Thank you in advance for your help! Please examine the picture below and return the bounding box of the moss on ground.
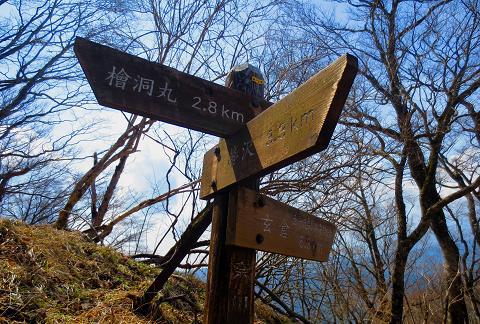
[0,219,288,323]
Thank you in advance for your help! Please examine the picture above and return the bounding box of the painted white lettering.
[133,76,154,96]
[241,141,255,159]
[231,110,244,123]
[192,96,202,110]
[208,101,217,114]
[106,66,131,90]
[259,214,273,233]
[157,81,176,102]
[280,222,289,238]
[221,105,230,118]
[229,145,240,166]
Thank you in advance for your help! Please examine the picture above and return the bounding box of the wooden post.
[204,64,265,323]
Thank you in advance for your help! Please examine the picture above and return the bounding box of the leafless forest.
[1,0,480,322]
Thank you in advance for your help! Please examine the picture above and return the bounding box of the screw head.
[257,197,264,207]
[256,234,264,244]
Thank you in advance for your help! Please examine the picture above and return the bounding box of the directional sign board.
[200,54,358,199]
[227,187,336,262]
[74,37,271,137]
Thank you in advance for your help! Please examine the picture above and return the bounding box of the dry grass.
[0,219,203,323]
[0,219,287,323]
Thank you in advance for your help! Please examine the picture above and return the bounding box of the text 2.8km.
[192,96,245,123]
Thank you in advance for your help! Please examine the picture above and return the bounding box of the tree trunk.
[389,246,408,324]
[135,204,213,313]
[429,209,468,324]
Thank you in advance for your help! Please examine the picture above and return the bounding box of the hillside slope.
[0,219,286,323]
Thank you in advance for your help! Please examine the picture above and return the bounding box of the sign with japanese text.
[74,37,271,137]
[200,54,358,199]
[227,187,336,262]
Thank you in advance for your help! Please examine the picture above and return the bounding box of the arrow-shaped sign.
[227,187,337,262]
[74,37,271,137]
[200,54,358,199]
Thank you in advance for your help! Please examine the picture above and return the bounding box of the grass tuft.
[0,219,287,323]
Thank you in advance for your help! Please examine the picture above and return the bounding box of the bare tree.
[0,0,125,220]
[258,0,480,322]
[54,0,283,242]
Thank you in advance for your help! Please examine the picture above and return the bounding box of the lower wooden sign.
[227,187,337,262]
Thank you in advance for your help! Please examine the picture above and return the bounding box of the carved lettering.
[278,122,286,140]
[232,261,250,280]
[259,214,273,233]
[300,109,314,126]
[266,128,274,146]
[265,109,315,146]
[299,235,318,254]
[290,116,298,132]
[280,222,289,238]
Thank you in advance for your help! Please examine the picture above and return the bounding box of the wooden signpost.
[203,64,265,324]
[74,38,358,323]
[200,54,358,199]
[228,187,337,262]
[73,38,271,137]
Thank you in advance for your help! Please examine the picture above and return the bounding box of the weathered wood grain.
[74,37,271,137]
[227,187,336,262]
[200,54,358,199]
[204,64,263,324]
[204,192,256,324]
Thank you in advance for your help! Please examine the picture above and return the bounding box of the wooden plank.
[227,187,336,262]
[204,192,256,324]
[73,37,271,137]
[200,54,358,199]
[204,64,262,324]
